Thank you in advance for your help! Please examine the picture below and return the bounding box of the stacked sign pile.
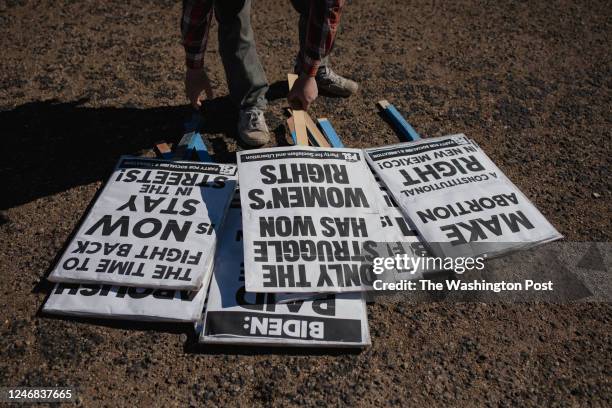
[44,157,238,322]
[44,137,561,348]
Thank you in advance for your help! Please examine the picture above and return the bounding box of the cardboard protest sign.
[43,255,213,322]
[200,207,370,347]
[237,146,383,293]
[48,157,237,290]
[365,135,562,259]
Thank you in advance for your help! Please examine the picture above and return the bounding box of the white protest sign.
[43,254,212,322]
[48,157,237,290]
[237,146,383,293]
[365,135,562,259]
[200,207,370,347]
[367,170,435,279]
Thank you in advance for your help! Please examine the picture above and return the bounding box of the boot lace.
[245,109,264,130]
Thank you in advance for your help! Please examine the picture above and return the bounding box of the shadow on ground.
[0,97,249,210]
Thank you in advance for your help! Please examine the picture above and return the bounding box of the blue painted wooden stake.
[317,118,344,148]
[287,117,297,145]
[187,133,211,162]
[174,112,213,162]
[377,100,421,141]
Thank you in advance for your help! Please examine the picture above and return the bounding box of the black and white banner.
[43,255,212,322]
[237,147,383,293]
[48,157,237,290]
[200,207,370,347]
[365,135,562,258]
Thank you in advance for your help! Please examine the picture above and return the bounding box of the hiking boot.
[315,66,358,97]
[238,107,270,147]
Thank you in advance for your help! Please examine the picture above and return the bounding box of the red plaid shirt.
[181,0,345,77]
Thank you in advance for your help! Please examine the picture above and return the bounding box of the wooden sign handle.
[377,99,421,141]
[317,118,344,148]
[154,142,173,159]
[287,73,309,146]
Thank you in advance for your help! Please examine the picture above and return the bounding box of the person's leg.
[290,0,357,97]
[215,0,268,110]
[215,0,269,146]
[290,0,329,71]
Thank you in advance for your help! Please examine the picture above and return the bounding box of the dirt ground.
[1,0,611,406]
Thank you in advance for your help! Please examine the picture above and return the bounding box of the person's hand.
[288,74,318,110]
[185,67,213,109]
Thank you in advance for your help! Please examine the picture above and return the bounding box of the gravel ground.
[0,0,610,406]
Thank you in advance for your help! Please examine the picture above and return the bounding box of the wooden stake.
[303,112,330,147]
[173,132,212,161]
[173,133,193,160]
[287,73,308,146]
[287,73,298,90]
[154,142,173,159]
[377,99,421,141]
[286,109,330,147]
[286,116,297,144]
[317,118,344,148]
[189,133,212,162]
